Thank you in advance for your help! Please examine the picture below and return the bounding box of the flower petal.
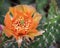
[14,5,36,17]
[15,5,24,12]
[9,7,24,22]
[29,22,38,29]
[9,7,18,20]
[4,12,12,28]
[27,29,42,40]
[33,12,42,24]
[21,5,36,16]
[17,37,23,48]
[30,12,42,29]
[9,7,16,17]
[3,27,13,37]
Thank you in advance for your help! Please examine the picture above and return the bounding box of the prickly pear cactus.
[0,0,60,48]
[33,0,60,48]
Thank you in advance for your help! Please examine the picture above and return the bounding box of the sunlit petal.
[22,5,36,16]
[33,12,42,24]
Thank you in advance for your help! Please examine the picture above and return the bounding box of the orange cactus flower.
[3,5,44,47]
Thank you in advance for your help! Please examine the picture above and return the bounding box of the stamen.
[22,26,24,28]
[25,27,28,30]
[26,26,29,28]
[20,20,24,25]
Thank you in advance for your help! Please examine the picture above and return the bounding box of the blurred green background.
[0,0,60,48]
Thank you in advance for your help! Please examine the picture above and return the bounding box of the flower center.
[12,16,32,32]
[20,20,24,25]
